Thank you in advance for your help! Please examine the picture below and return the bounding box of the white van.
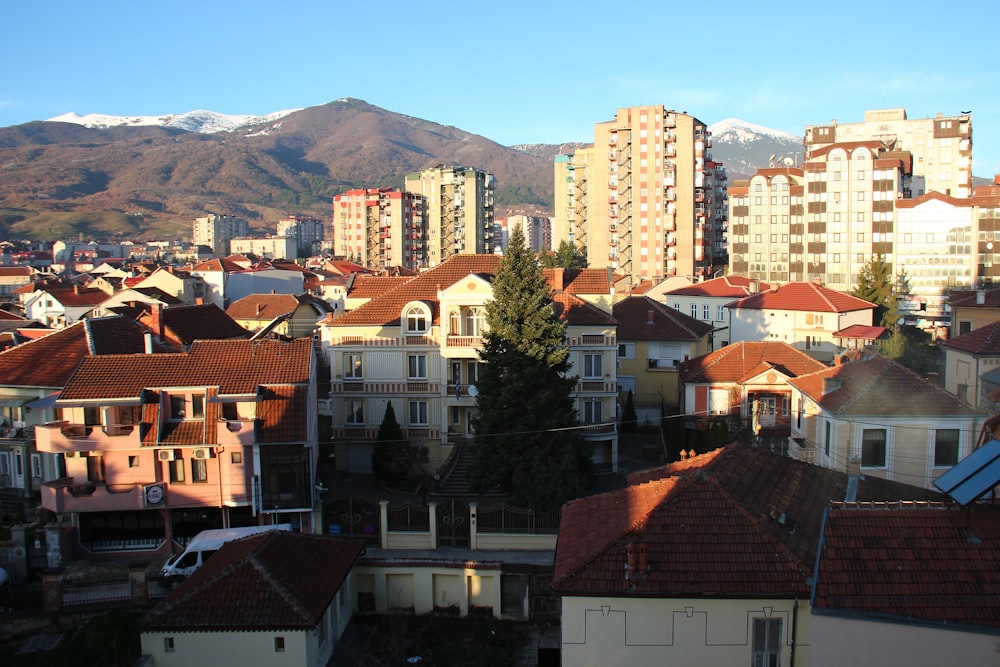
[160,524,293,583]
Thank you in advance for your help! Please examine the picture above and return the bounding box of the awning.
[54,397,145,408]
[26,393,60,410]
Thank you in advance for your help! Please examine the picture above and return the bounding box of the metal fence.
[476,502,560,535]
[386,503,430,532]
[62,575,131,607]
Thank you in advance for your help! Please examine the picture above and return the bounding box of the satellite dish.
[467,385,478,397]
[988,242,994,250]
[783,157,794,167]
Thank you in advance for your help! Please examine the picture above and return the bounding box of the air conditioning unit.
[192,447,212,460]
[65,451,86,458]
[157,449,175,462]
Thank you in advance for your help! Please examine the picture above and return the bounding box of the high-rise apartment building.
[554,106,725,285]
[403,165,496,266]
[497,215,552,253]
[276,215,325,257]
[332,188,425,271]
[192,214,249,258]
[805,108,973,198]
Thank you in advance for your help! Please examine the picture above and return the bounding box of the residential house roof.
[832,324,887,340]
[138,303,250,346]
[666,275,770,298]
[612,296,713,341]
[813,502,1000,630]
[948,287,1000,309]
[680,340,827,384]
[191,257,245,273]
[625,446,945,571]
[346,274,412,299]
[543,267,614,296]
[727,282,876,313]
[33,284,109,307]
[139,531,364,632]
[552,293,618,327]
[0,316,177,388]
[57,338,312,401]
[939,319,1000,355]
[0,267,32,278]
[226,293,330,323]
[787,355,981,417]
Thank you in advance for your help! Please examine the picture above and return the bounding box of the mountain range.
[0,99,803,241]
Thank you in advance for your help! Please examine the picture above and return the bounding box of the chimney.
[977,290,986,305]
[143,331,153,354]
[552,268,564,292]
[150,303,164,338]
[749,279,760,294]
[647,309,654,324]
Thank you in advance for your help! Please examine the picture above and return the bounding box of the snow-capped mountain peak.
[708,118,801,144]
[46,108,301,134]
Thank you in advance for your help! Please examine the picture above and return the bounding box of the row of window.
[344,398,609,427]
[343,353,608,381]
[812,423,960,468]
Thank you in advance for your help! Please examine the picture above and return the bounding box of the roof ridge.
[835,357,892,414]
[811,282,838,311]
[247,543,316,623]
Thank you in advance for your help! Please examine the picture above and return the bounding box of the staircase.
[434,444,507,497]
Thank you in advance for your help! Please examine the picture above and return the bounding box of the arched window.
[449,309,461,336]
[404,305,428,334]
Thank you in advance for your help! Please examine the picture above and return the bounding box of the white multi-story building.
[192,214,250,258]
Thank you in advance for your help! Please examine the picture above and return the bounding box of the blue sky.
[2,1,998,177]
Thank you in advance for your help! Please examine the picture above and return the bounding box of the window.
[344,353,363,379]
[717,305,726,321]
[752,618,782,667]
[231,451,242,464]
[345,399,364,425]
[164,637,175,653]
[191,458,208,483]
[408,354,428,380]
[466,361,480,385]
[861,429,887,467]
[191,394,204,418]
[464,307,486,336]
[583,353,603,379]
[169,458,185,483]
[170,396,186,419]
[618,343,635,359]
[959,321,972,335]
[934,429,960,467]
[274,636,285,652]
[703,304,710,320]
[583,400,602,425]
[128,455,139,468]
[404,306,427,334]
[31,454,42,478]
[690,303,697,319]
[409,400,429,426]
[824,421,831,457]
[221,402,239,420]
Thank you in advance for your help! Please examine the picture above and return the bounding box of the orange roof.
[613,296,712,341]
[346,274,412,299]
[728,281,875,313]
[940,320,1000,355]
[226,293,302,321]
[666,274,770,298]
[680,341,826,384]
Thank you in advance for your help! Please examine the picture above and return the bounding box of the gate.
[436,499,470,547]
[324,498,381,545]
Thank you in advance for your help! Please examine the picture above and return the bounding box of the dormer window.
[169,394,205,420]
[403,304,429,334]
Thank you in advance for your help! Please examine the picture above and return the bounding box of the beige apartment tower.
[554,105,724,285]
[332,188,425,271]
[805,108,973,198]
[403,165,496,266]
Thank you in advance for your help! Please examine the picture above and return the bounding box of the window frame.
[343,352,363,380]
[583,400,603,425]
[404,305,428,334]
[408,400,429,427]
[345,399,364,426]
[407,353,428,380]
[861,428,887,468]
[583,353,603,379]
[934,429,960,467]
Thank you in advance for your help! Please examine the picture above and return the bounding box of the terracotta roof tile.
[814,503,1000,629]
[728,282,876,313]
[552,293,617,326]
[940,319,1000,355]
[139,304,250,346]
[833,324,887,339]
[613,296,713,341]
[681,341,827,383]
[140,532,364,631]
[0,316,176,388]
[787,356,981,417]
[949,288,1000,308]
[346,274,413,299]
[666,275,771,298]
[226,294,301,320]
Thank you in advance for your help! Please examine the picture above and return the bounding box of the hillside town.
[0,105,999,667]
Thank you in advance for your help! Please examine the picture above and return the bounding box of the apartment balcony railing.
[41,478,145,513]
[580,422,617,436]
[35,421,140,453]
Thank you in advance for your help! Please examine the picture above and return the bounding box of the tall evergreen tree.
[470,225,591,509]
[372,401,410,486]
[852,254,899,329]
[540,239,586,269]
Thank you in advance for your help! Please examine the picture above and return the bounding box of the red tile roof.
[543,267,613,296]
[681,341,826,383]
[939,319,1000,355]
[226,293,302,321]
[140,531,364,631]
[948,288,1000,309]
[191,258,245,272]
[552,293,617,327]
[346,274,413,299]
[728,282,876,313]
[36,285,109,307]
[138,304,250,346]
[0,316,177,388]
[832,324,887,339]
[787,355,980,417]
[666,275,770,298]
[813,502,1000,629]
[612,296,713,341]
[58,338,312,400]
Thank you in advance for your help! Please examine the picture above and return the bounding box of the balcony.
[41,478,144,513]
[580,422,617,437]
[444,335,483,350]
[35,421,140,453]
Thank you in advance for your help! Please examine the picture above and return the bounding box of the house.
[939,318,1000,405]
[132,266,207,306]
[680,341,827,446]
[948,287,1000,338]
[92,286,185,317]
[0,266,33,302]
[663,274,770,349]
[810,501,1000,667]
[342,273,412,312]
[23,284,108,327]
[318,254,619,476]
[140,531,364,667]
[225,266,305,303]
[552,444,944,667]
[33,338,318,561]
[612,295,712,421]
[0,317,177,513]
[727,281,876,362]
[786,355,983,489]
[137,303,250,351]
[188,257,247,309]
[226,293,332,339]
